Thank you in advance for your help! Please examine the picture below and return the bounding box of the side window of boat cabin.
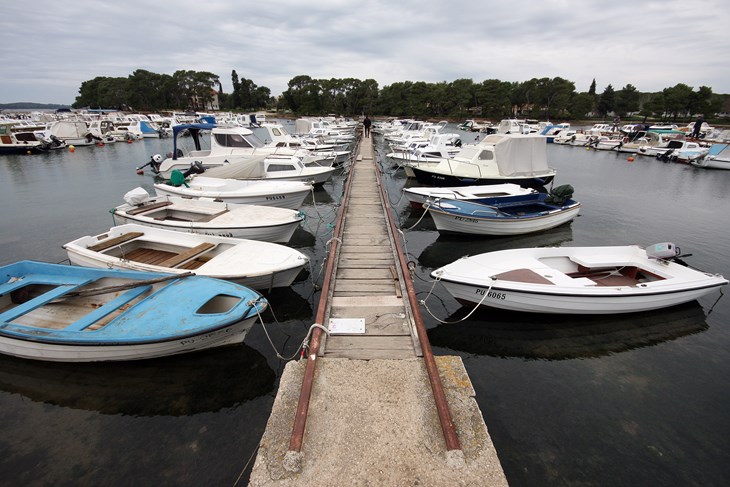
[268,163,295,172]
[215,133,252,148]
[478,150,494,161]
[272,128,282,136]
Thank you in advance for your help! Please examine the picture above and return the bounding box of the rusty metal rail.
[287,134,461,453]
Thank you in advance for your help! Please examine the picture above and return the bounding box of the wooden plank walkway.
[319,138,422,359]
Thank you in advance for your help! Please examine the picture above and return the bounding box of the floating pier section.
[249,133,508,486]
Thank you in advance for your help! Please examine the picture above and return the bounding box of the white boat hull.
[438,279,722,314]
[154,177,312,210]
[432,245,728,314]
[0,317,256,362]
[428,205,580,235]
[63,224,309,291]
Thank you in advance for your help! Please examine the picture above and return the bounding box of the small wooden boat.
[111,188,303,242]
[63,223,309,291]
[424,187,580,236]
[0,260,268,362]
[403,183,537,209]
[431,243,728,314]
[153,176,312,210]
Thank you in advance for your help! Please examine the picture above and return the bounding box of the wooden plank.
[159,242,215,268]
[340,245,392,254]
[334,282,397,293]
[125,200,173,215]
[87,232,144,252]
[332,295,404,307]
[336,268,394,279]
[338,259,394,268]
[324,349,416,359]
[324,335,415,351]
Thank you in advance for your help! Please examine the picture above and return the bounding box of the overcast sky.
[2,0,728,105]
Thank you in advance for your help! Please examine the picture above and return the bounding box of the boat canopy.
[201,155,269,179]
[171,123,217,159]
[483,134,550,176]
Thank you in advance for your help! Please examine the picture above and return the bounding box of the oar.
[63,271,195,299]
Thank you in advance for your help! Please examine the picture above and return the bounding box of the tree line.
[73,69,727,122]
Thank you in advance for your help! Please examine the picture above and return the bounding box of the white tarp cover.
[50,121,89,138]
[484,134,549,176]
[294,119,312,135]
[201,155,268,179]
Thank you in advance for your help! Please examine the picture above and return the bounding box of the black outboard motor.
[544,184,574,205]
[182,161,206,178]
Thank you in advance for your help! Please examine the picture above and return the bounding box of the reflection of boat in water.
[0,345,275,416]
[417,224,574,271]
[428,301,709,360]
[260,286,314,322]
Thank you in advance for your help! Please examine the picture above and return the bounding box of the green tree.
[597,84,616,117]
[615,84,640,116]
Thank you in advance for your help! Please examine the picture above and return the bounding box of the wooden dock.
[249,132,508,487]
[319,138,422,359]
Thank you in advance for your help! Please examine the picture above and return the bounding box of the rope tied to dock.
[401,201,432,231]
[255,294,330,360]
[421,273,496,324]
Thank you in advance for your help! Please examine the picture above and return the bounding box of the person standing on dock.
[363,116,372,138]
[691,115,704,138]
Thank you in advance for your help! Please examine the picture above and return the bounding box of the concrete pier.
[249,133,508,486]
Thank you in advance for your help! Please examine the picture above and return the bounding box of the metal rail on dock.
[287,133,460,454]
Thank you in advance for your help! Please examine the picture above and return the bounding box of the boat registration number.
[455,216,479,223]
[476,288,506,300]
[266,195,286,200]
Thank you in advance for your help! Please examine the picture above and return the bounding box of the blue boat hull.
[0,261,267,362]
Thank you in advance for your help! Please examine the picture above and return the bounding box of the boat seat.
[159,242,215,268]
[126,200,173,215]
[87,232,144,252]
[63,285,153,332]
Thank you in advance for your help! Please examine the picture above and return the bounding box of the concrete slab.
[249,356,508,486]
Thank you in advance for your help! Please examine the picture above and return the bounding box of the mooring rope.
[420,273,496,324]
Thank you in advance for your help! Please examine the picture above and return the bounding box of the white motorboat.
[431,243,728,314]
[111,188,303,243]
[154,176,312,210]
[691,143,730,170]
[199,154,337,186]
[402,183,537,209]
[63,223,309,292]
[146,123,334,178]
[408,133,557,189]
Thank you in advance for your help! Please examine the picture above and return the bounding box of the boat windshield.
[214,133,265,148]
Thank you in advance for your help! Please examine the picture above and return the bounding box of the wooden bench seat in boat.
[158,242,215,268]
[126,200,173,215]
[87,232,144,252]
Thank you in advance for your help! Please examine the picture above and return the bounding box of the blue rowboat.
[424,189,581,236]
[0,261,267,362]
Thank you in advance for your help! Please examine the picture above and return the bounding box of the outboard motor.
[182,161,206,178]
[544,184,574,206]
[646,242,680,260]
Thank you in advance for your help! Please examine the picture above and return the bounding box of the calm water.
[1,125,729,486]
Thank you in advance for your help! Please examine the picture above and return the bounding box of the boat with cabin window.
[408,133,557,189]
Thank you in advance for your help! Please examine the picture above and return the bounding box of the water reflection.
[417,224,575,270]
[261,286,314,322]
[0,345,275,416]
[428,301,708,360]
